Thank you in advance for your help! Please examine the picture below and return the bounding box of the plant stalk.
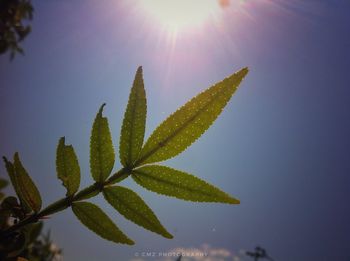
[2,167,129,235]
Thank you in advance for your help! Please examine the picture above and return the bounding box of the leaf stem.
[2,167,129,236]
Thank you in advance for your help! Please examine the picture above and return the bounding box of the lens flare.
[138,0,222,32]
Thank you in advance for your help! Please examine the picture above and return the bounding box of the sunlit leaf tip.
[90,103,115,182]
[119,65,147,168]
[135,67,249,166]
[99,103,106,114]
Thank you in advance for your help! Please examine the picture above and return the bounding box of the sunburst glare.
[137,0,222,33]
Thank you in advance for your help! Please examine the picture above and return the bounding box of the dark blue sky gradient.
[1,1,350,260]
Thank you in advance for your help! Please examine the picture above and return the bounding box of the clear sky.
[1,1,350,260]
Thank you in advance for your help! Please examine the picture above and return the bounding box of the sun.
[138,0,222,32]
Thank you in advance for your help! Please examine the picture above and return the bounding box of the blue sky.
[1,1,350,260]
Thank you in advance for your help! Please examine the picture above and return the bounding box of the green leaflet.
[103,186,172,239]
[72,202,134,245]
[56,137,81,196]
[119,66,147,167]
[3,157,23,207]
[135,68,248,166]
[4,153,42,212]
[90,104,115,182]
[13,153,42,212]
[132,165,240,204]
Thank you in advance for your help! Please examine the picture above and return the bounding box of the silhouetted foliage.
[23,230,62,261]
[0,179,61,261]
[0,0,33,60]
[246,246,274,261]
